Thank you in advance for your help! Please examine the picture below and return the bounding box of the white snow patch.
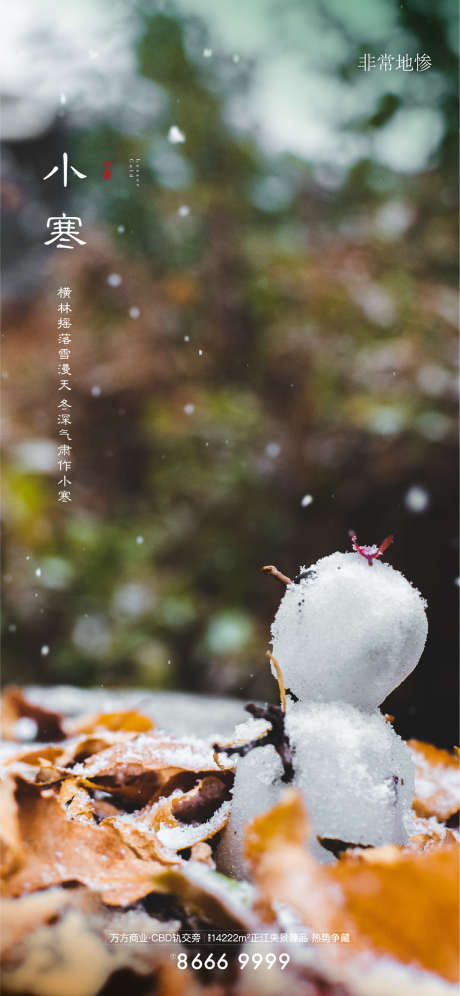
[157,800,231,850]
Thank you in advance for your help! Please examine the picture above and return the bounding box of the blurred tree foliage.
[3,1,458,747]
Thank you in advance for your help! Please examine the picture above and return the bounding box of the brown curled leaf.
[171,774,232,825]
[74,731,230,805]
[111,776,233,857]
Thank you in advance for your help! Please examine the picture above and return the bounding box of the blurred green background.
[2,0,458,746]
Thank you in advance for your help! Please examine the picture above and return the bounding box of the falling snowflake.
[404,485,430,513]
[168,125,185,144]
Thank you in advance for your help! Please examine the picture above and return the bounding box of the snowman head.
[270,539,428,711]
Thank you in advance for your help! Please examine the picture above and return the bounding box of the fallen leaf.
[69,708,154,736]
[2,784,177,906]
[1,886,183,996]
[408,814,458,852]
[107,777,232,861]
[245,789,346,930]
[171,774,232,826]
[246,789,460,983]
[58,779,97,825]
[0,887,82,961]
[156,860,256,931]
[3,733,138,790]
[409,739,460,820]
[0,776,23,876]
[333,840,459,983]
[1,687,66,742]
[73,731,231,806]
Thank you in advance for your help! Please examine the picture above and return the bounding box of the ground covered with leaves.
[1,687,459,996]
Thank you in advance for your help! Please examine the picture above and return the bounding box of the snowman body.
[217,550,427,879]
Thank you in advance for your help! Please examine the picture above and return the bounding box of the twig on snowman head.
[262,565,292,586]
[348,530,394,566]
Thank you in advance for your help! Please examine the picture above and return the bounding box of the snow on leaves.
[1,688,458,994]
[1,690,235,909]
[409,739,460,821]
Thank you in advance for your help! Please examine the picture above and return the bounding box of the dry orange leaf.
[0,777,23,876]
[333,840,459,983]
[246,789,460,984]
[69,708,154,736]
[409,739,460,820]
[245,789,348,931]
[4,732,139,791]
[1,786,177,906]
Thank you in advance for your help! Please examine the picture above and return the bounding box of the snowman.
[217,532,428,877]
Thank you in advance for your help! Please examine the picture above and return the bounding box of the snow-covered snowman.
[217,532,428,876]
